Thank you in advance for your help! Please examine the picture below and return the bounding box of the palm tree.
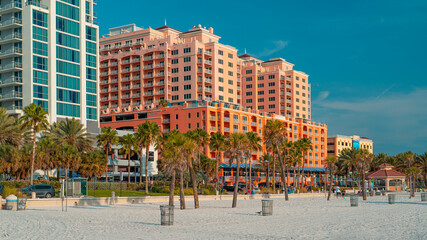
[49,118,95,152]
[325,156,337,200]
[296,138,312,188]
[225,133,249,208]
[246,132,261,193]
[97,127,119,182]
[259,153,273,189]
[264,120,289,200]
[0,107,25,146]
[61,144,81,185]
[159,99,168,107]
[338,148,359,190]
[20,103,49,184]
[37,136,56,180]
[356,149,373,200]
[209,132,226,195]
[402,151,417,197]
[0,144,18,180]
[136,122,160,194]
[406,167,421,198]
[119,133,139,183]
[79,150,107,180]
[416,152,427,186]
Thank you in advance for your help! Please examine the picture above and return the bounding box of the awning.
[220,163,262,169]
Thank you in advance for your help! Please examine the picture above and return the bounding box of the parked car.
[21,184,55,198]
[0,184,4,196]
[223,184,245,192]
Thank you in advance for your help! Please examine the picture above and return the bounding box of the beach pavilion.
[366,163,406,191]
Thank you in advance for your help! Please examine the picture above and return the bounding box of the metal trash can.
[421,193,427,202]
[17,197,27,211]
[160,205,174,226]
[369,191,374,197]
[6,195,18,211]
[261,199,273,216]
[388,194,396,204]
[350,194,358,207]
[381,190,386,196]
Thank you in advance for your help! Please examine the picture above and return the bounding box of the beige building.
[327,135,373,157]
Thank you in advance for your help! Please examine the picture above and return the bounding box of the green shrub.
[260,187,274,194]
[312,187,321,192]
[298,187,308,193]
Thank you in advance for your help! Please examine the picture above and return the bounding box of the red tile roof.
[378,163,394,167]
[366,169,406,178]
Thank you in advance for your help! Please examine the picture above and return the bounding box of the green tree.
[20,103,49,184]
[136,122,160,194]
[416,152,427,186]
[325,156,337,201]
[79,150,107,180]
[119,133,139,183]
[356,149,373,200]
[245,132,261,193]
[225,133,249,208]
[0,107,25,146]
[97,127,119,181]
[264,120,289,200]
[259,152,273,189]
[209,132,226,194]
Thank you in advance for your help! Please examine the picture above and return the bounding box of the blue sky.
[97,0,427,155]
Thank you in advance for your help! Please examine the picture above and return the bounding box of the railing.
[110,70,118,75]
[132,85,141,89]
[100,80,108,84]
[122,86,130,90]
[251,122,257,126]
[122,59,130,64]
[210,127,216,131]
[156,72,165,77]
[205,88,212,93]
[224,117,230,122]
[205,78,212,83]
[204,51,212,55]
[101,63,108,67]
[110,88,118,92]
[144,92,153,96]
[132,67,141,71]
[242,121,248,125]
[110,62,118,66]
[122,95,130,99]
[132,58,140,63]
[0,61,22,70]
[156,54,164,59]
[122,77,130,82]
[0,17,22,27]
[101,97,108,101]
[205,69,212,74]
[27,0,49,9]
[0,76,22,85]
[156,91,165,95]
[0,91,22,99]
[156,81,165,86]
[101,89,109,93]
[163,129,170,133]
[122,68,130,73]
[144,74,153,78]
[0,1,22,12]
[132,76,141,80]
[111,79,118,83]
[144,56,153,61]
[144,65,153,69]
[162,119,170,123]
[224,127,230,132]
[144,83,153,87]
[110,96,118,100]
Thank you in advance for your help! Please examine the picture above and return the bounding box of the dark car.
[0,185,4,196]
[223,184,244,192]
[22,184,55,198]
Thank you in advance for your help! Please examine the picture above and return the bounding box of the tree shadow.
[365,201,427,206]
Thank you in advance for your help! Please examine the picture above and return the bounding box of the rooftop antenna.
[244,48,247,54]
[165,18,167,26]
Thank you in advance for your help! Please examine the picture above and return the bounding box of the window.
[228,53,233,58]
[184,66,191,72]
[87,94,97,106]
[184,57,191,62]
[184,94,191,99]
[33,27,48,42]
[184,47,191,53]
[33,71,48,85]
[296,76,300,80]
[184,85,191,90]
[33,85,48,99]
[219,95,224,100]
[246,99,252,103]
[258,83,264,88]
[228,89,233,94]
[269,97,275,101]
[172,95,179,100]
[57,89,80,104]
[302,93,306,97]
[86,26,96,41]
[258,98,264,102]
[172,68,179,73]
[57,102,80,117]
[176,114,179,119]
[218,50,223,55]
[228,62,233,67]
[268,90,275,94]
[33,56,48,70]
[246,92,253,96]
[218,68,223,73]
[228,80,233,85]
[184,75,191,81]
[296,91,300,95]
[56,32,79,49]
[246,84,252,89]
[188,123,191,129]
[171,50,178,55]
[33,10,47,27]
[57,46,80,63]
[171,59,178,64]
[34,100,48,111]
[219,77,224,83]
[56,17,80,36]
[258,76,264,80]
[269,104,275,109]
[258,106,264,110]
[258,91,264,95]
[218,59,223,64]
[86,41,96,54]
[228,71,233,76]
[228,98,233,103]
[60,0,80,6]
[57,74,80,90]
[302,78,306,83]
[268,75,275,79]
[86,68,96,80]
[296,84,300,88]
[86,55,96,67]
[172,86,179,91]
[219,86,224,92]
[246,70,252,74]
[87,108,97,120]
[268,82,275,87]
[33,41,48,56]
[172,77,179,82]
[56,2,79,20]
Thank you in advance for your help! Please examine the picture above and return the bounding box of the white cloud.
[313,88,427,154]
[316,91,330,101]
[257,40,288,57]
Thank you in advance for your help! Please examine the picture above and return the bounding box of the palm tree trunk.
[128,155,131,184]
[362,167,367,200]
[31,127,36,185]
[215,150,219,195]
[327,167,333,200]
[276,150,289,200]
[169,170,176,206]
[145,146,149,194]
[232,156,240,208]
[266,162,270,189]
[293,167,297,191]
[249,155,252,194]
[301,156,306,187]
[105,149,109,183]
[272,152,276,193]
[179,170,185,210]
[189,160,199,209]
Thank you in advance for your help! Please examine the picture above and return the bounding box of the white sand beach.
[1,194,426,240]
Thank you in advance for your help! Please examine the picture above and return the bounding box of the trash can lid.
[6,194,18,201]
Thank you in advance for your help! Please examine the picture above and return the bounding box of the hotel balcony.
[0,32,22,44]
[0,17,22,31]
[0,61,22,73]
[0,1,22,14]
[0,76,22,87]
[0,91,22,102]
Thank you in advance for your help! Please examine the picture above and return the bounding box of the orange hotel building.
[99,24,328,186]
